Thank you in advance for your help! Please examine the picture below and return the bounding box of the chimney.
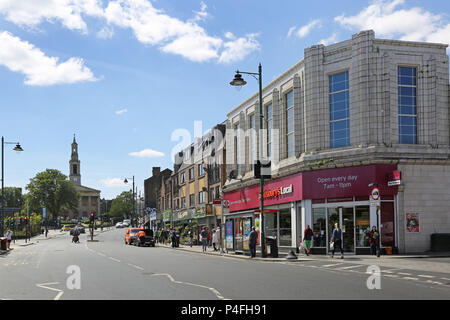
[152,167,161,177]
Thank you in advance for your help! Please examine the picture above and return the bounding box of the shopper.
[189,230,193,247]
[171,228,176,248]
[207,229,211,247]
[4,229,12,250]
[212,229,218,251]
[201,227,208,252]
[215,228,221,251]
[249,227,258,258]
[331,223,344,259]
[303,225,314,256]
[369,226,379,256]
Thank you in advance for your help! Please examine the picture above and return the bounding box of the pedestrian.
[303,225,313,256]
[212,229,218,251]
[369,226,379,256]
[331,223,344,259]
[45,226,48,238]
[189,230,193,247]
[207,228,211,247]
[4,229,13,250]
[248,227,258,258]
[201,227,208,252]
[215,228,221,251]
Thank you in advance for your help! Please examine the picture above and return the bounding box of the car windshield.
[131,229,141,233]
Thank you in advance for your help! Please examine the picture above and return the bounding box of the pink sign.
[224,165,398,212]
[224,173,303,212]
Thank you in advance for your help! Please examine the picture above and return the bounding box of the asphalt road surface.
[1,228,450,300]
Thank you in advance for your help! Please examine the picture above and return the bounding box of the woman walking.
[369,226,379,256]
[331,223,344,259]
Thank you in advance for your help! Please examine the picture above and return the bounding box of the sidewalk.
[155,242,309,262]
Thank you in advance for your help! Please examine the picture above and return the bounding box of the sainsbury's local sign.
[258,184,293,200]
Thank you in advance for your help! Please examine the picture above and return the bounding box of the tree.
[109,191,134,219]
[0,187,24,208]
[26,169,79,221]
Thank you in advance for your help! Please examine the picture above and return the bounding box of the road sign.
[370,187,380,201]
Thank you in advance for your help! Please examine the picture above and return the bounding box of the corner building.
[223,30,450,255]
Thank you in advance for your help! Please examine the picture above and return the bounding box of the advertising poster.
[406,213,420,233]
[243,218,251,251]
[254,217,260,245]
[226,220,234,249]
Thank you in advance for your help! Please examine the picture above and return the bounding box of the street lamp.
[124,176,135,227]
[230,63,267,258]
[1,137,23,236]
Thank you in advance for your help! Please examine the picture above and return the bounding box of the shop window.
[264,212,277,238]
[381,202,395,247]
[279,209,292,247]
[355,206,370,247]
[312,208,326,247]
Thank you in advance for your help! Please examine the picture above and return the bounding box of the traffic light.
[90,212,95,223]
[24,216,28,224]
[254,160,272,179]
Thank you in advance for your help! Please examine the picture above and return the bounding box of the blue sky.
[1,0,449,200]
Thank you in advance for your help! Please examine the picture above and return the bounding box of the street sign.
[370,188,380,201]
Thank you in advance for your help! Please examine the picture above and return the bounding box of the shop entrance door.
[327,207,355,254]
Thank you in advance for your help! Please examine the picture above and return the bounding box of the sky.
[1,0,450,200]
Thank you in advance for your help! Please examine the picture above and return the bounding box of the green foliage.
[25,169,80,220]
[0,187,23,208]
[109,191,134,218]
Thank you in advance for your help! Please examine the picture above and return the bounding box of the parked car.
[125,227,141,245]
[115,222,123,228]
[133,229,155,247]
[122,220,130,227]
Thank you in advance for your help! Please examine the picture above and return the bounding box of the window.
[329,72,350,148]
[198,163,204,176]
[189,194,195,207]
[279,209,292,247]
[181,197,186,208]
[180,172,186,184]
[312,208,326,247]
[234,122,241,175]
[198,191,206,204]
[285,91,294,157]
[355,206,370,247]
[215,186,220,199]
[398,67,417,144]
[73,164,78,175]
[184,148,191,162]
[266,104,273,158]
[189,167,195,181]
[249,114,256,167]
[209,188,214,202]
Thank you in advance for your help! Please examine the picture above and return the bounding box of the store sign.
[388,171,401,186]
[258,184,293,200]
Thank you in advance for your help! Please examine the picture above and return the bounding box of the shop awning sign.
[387,171,401,186]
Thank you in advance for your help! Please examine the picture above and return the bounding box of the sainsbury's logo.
[258,184,293,200]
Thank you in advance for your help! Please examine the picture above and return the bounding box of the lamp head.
[13,143,23,152]
[230,72,247,87]
[124,178,128,184]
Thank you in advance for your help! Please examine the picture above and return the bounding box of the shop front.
[224,164,399,255]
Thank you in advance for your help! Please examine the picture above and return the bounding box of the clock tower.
[69,134,81,185]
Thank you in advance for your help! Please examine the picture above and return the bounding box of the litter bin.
[266,236,278,258]
[0,237,7,251]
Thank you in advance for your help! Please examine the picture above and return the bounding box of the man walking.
[303,225,313,256]
[369,226,379,256]
[249,227,258,258]
[201,227,208,253]
[331,223,344,259]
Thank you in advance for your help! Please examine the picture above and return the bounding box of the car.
[133,229,155,247]
[124,227,141,245]
[122,220,130,227]
[61,225,72,232]
[115,222,123,228]
[76,225,85,233]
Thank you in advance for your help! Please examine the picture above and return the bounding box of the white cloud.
[219,33,260,64]
[0,31,97,86]
[335,0,450,49]
[0,0,104,33]
[288,20,322,39]
[101,178,127,187]
[129,148,165,158]
[0,0,260,63]
[319,33,338,46]
[115,108,128,115]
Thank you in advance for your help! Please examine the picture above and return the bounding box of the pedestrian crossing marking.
[417,275,435,278]
[337,265,362,270]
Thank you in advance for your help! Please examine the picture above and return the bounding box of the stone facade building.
[68,135,101,219]
[223,30,450,254]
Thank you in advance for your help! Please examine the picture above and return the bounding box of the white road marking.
[425,280,443,285]
[384,274,399,278]
[109,257,121,263]
[127,263,144,270]
[322,263,346,268]
[441,278,450,281]
[402,277,419,281]
[417,275,435,279]
[398,272,412,276]
[337,265,362,270]
[151,273,228,300]
[97,253,106,257]
[36,282,64,300]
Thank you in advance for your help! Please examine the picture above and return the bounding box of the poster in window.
[406,213,419,233]
[243,218,251,251]
[226,220,234,249]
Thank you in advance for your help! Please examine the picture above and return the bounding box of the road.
[1,228,450,300]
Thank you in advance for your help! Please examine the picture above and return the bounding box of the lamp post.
[230,63,267,258]
[124,176,135,227]
[1,137,23,236]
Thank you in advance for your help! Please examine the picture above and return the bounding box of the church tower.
[69,134,81,185]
